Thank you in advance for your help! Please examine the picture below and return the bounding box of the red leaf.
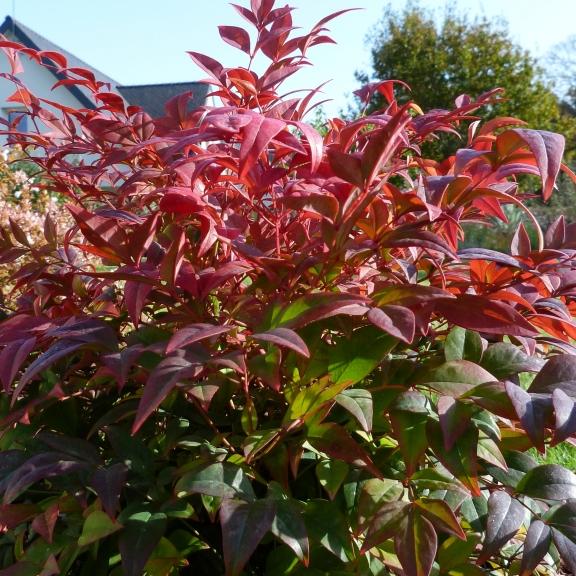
[14,340,85,402]
[0,338,36,392]
[132,354,204,434]
[477,491,526,564]
[219,26,251,54]
[124,281,153,327]
[187,51,224,82]
[252,327,310,358]
[166,324,233,355]
[511,222,531,257]
[367,306,415,344]
[435,295,538,337]
[239,116,285,178]
[510,129,565,202]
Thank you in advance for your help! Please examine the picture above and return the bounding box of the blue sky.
[6,0,576,116]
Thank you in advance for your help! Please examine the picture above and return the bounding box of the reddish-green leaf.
[519,520,552,576]
[252,327,310,358]
[367,305,415,344]
[552,388,576,445]
[220,498,276,576]
[427,422,480,496]
[516,465,576,500]
[307,422,381,477]
[477,491,525,563]
[414,498,466,540]
[395,511,438,576]
[166,324,232,355]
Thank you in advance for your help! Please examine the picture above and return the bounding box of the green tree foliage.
[358,2,576,159]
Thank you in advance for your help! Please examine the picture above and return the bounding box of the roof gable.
[0,15,117,108]
[0,16,208,117]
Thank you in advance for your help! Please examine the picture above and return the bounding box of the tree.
[357,3,575,159]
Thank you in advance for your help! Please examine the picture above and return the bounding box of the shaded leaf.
[252,327,310,358]
[367,305,415,344]
[220,498,276,576]
[335,388,373,433]
[316,460,349,500]
[78,510,122,547]
[427,422,480,496]
[552,388,576,445]
[119,510,167,576]
[91,463,128,518]
[304,499,352,562]
[395,511,437,576]
[270,498,309,566]
[481,342,543,379]
[175,462,255,502]
[516,464,576,500]
[519,520,552,576]
[307,422,380,477]
[444,327,483,363]
[477,491,525,563]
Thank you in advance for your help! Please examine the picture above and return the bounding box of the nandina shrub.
[2,2,576,575]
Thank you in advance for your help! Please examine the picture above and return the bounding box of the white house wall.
[0,31,85,144]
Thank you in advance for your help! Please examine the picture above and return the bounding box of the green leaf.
[477,491,525,563]
[414,498,466,540]
[427,421,480,496]
[361,501,410,552]
[395,511,437,576]
[356,478,405,533]
[460,495,487,533]
[422,360,495,396]
[481,342,543,379]
[78,510,122,547]
[286,378,351,422]
[270,498,310,566]
[327,326,396,386]
[335,389,373,432]
[444,327,483,363]
[175,462,255,501]
[118,509,167,576]
[410,469,468,495]
[304,499,353,562]
[316,460,349,500]
[220,498,276,576]
[390,410,428,477]
[437,533,482,570]
[307,422,380,477]
[516,464,576,500]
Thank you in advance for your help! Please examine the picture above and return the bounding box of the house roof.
[0,15,117,108]
[0,16,208,117]
[117,82,210,119]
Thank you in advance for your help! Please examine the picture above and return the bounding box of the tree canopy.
[357,3,575,158]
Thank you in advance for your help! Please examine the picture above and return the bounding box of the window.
[4,109,28,143]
